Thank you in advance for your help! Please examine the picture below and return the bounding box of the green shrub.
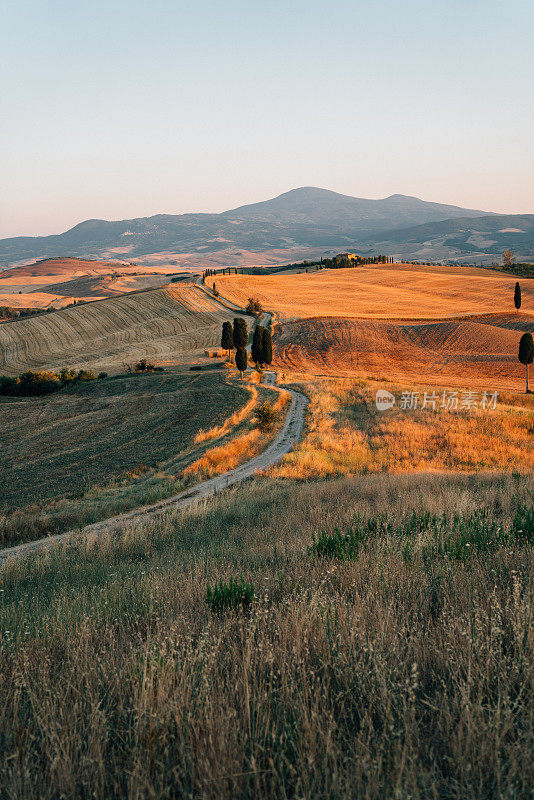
[98,372,108,380]
[205,576,254,612]
[246,297,262,314]
[0,375,18,395]
[310,524,368,561]
[76,369,96,381]
[256,401,277,432]
[17,371,62,396]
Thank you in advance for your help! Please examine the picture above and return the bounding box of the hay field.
[275,312,534,390]
[207,262,533,320]
[0,285,248,375]
[0,258,184,308]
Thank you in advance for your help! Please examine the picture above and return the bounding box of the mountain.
[223,187,490,229]
[0,188,510,268]
[364,214,534,260]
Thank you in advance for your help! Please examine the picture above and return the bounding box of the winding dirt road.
[0,369,308,566]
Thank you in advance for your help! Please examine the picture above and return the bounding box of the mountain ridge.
[0,187,527,268]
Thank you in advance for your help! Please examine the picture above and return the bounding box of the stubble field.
[0,285,249,375]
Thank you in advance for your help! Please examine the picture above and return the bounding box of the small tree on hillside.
[503,250,514,267]
[213,282,219,297]
[518,332,534,393]
[233,317,248,349]
[251,325,264,369]
[221,321,233,361]
[514,282,522,311]
[246,297,262,315]
[235,347,248,379]
[261,327,273,367]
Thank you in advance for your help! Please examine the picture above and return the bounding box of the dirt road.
[0,372,308,565]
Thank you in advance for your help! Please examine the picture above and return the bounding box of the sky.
[1,0,533,238]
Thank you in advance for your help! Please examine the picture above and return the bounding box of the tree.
[246,297,262,315]
[233,317,248,349]
[213,282,219,297]
[503,250,514,267]
[251,325,264,368]
[221,321,233,361]
[518,332,534,393]
[261,327,273,366]
[514,282,521,311]
[235,346,248,378]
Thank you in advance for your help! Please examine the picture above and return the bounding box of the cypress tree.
[221,321,233,360]
[235,347,248,378]
[514,282,522,311]
[251,325,264,368]
[261,327,273,366]
[233,317,248,349]
[518,332,534,393]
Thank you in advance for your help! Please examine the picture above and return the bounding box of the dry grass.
[207,262,534,320]
[184,429,262,478]
[1,472,533,799]
[0,285,249,374]
[186,385,290,479]
[272,373,534,479]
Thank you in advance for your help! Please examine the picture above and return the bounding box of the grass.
[0,371,255,547]
[1,471,533,798]
[271,373,534,478]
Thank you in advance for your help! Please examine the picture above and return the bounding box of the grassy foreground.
[1,472,533,799]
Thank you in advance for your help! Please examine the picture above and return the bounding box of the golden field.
[207,262,533,390]
[0,257,184,308]
[275,313,534,390]
[1,259,533,800]
[207,262,534,320]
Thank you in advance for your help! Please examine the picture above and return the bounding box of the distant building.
[333,252,358,263]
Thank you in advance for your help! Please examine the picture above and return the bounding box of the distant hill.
[365,214,534,260]
[223,187,490,229]
[0,187,515,268]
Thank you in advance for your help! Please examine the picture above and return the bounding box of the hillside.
[275,313,534,390]
[206,262,533,321]
[366,214,534,260]
[0,257,184,309]
[223,187,489,227]
[0,188,498,267]
[0,285,248,375]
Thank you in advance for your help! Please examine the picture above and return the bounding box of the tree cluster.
[251,325,272,369]
[0,368,99,397]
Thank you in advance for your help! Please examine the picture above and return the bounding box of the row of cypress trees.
[220,318,272,378]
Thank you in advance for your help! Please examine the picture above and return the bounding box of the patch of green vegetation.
[206,576,255,612]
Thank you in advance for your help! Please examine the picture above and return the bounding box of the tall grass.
[272,374,534,478]
[1,472,533,799]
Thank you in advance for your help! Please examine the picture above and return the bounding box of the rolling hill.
[0,188,499,268]
[0,285,248,375]
[365,214,534,260]
[206,262,534,321]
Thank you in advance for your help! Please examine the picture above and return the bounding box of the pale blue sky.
[1,0,533,237]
